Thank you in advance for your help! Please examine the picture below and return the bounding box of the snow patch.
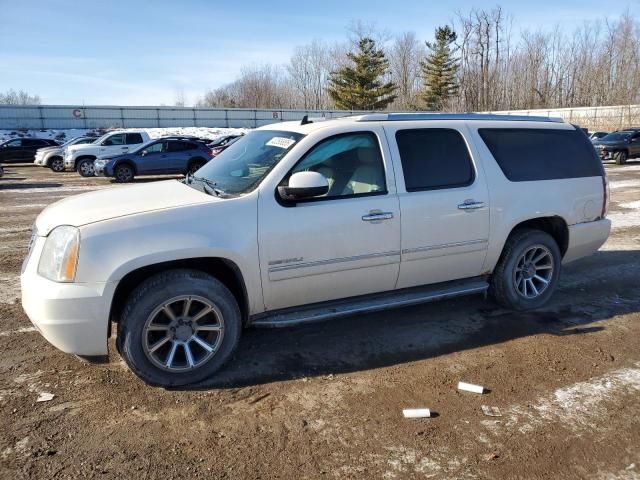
[609,179,640,190]
[620,200,640,210]
[608,209,640,230]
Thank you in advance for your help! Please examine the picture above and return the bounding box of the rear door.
[165,141,191,172]
[100,133,127,156]
[383,123,490,289]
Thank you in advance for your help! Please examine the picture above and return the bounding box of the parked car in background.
[592,129,640,164]
[589,131,608,141]
[209,134,244,156]
[65,130,151,176]
[94,137,215,182]
[0,138,59,163]
[21,113,610,386]
[34,136,97,172]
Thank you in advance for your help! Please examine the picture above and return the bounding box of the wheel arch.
[75,155,97,169]
[108,257,249,335]
[46,154,63,167]
[114,159,138,175]
[505,216,569,258]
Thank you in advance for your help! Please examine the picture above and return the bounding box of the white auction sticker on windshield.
[266,137,296,149]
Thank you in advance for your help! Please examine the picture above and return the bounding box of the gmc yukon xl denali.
[21,113,611,386]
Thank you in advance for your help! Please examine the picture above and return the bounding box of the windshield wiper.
[187,173,226,197]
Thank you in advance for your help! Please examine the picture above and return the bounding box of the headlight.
[38,226,80,282]
[94,159,107,167]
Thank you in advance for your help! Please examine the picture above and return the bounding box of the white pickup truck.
[64,130,150,176]
[21,113,610,386]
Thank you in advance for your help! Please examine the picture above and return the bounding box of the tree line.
[196,8,640,112]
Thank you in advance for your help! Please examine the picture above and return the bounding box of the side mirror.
[278,171,329,201]
[140,150,147,156]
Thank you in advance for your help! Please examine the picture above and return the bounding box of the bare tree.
[388,32,423,109]
[0,89,42,105]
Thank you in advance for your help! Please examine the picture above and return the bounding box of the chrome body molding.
[268,250,401,273]
[401,239,488,256]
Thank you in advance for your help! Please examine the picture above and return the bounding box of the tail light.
[601,175,610,218]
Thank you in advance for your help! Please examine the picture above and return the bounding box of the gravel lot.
[1,163,639,479]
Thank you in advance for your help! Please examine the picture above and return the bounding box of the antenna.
[300,115,313,125]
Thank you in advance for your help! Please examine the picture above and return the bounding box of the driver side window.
[102,134,125,146]
[286,132,387,200]
[145,142,164,154]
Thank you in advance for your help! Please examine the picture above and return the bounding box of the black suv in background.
[0,138,59,163]
[592,128,640,164]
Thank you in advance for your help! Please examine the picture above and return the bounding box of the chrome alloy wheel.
[142,295,225,372]
[513,244,554,299]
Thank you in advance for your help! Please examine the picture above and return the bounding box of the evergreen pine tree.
[328,38,397,110]
[420,26,460,110]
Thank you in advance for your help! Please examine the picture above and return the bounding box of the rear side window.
[126,133,144,145]
[24,139,47,146]
[478,128,603,181]
[395,128,474,191]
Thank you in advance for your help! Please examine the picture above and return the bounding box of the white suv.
[64,130,150,176]
[21,113,611,386]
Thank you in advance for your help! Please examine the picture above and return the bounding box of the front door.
[383,124,490,289]
[258,129,401,311]
[137,141,167,174]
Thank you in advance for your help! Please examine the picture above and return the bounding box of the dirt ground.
[1,162,639,480]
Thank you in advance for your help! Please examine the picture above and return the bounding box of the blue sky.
[0,0,637,106]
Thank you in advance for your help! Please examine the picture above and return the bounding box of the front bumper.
[20,237,114,356]
[563,218,611,264]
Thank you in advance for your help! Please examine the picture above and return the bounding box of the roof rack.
[354,112,564,123]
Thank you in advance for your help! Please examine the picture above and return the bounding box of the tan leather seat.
[344,148,385,195]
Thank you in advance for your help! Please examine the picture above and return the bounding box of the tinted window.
[287,132,386,199]
[103,134,125,146]
[478,128,604,182]
[24,139,47,147]
[143,142,164,154]
[4,139,22,147]
[167,141,194,152]
[126,133,144,144]
[395,129,474,191]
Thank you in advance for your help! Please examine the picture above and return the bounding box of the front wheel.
[490,229,561,311]
[49,157,65,172]
[114,164,134,183]
[77,158,95,177]
[117,270,242,387]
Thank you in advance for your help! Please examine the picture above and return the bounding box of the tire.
[116,269,242,387]
[187,158,206,175]
[615,150,628,165]
[77,158,95,177]
[49,157,65,172]
[114,164,134,183]
[490,229,561,311]
[0,166,3,178]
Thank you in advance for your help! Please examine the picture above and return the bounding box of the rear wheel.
[77,158,95,177]
[615,150,628,165]
[114,164,134,183]
[49,157,65,172]
[117,270,242,387]
[490,229,561,310]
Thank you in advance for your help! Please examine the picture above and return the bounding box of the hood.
[66,143,96,153]
[35,180,216,235]
[38,146,61,153]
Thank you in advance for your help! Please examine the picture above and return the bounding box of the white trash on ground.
[481,405,502,417]
[402,408,431,418]
[458,381,485,394]
[36,392,55,402]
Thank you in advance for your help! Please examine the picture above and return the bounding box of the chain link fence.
[489,104,640,132]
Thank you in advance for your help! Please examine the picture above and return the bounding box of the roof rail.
[354,112,564,123]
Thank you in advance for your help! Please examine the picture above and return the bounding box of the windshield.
[601,132,631,141]
[190,130,304,195]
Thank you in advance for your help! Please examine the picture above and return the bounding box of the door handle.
[362,211,394,222]
[458,200,485,210]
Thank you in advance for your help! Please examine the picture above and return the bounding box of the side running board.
[251,278,489,328]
